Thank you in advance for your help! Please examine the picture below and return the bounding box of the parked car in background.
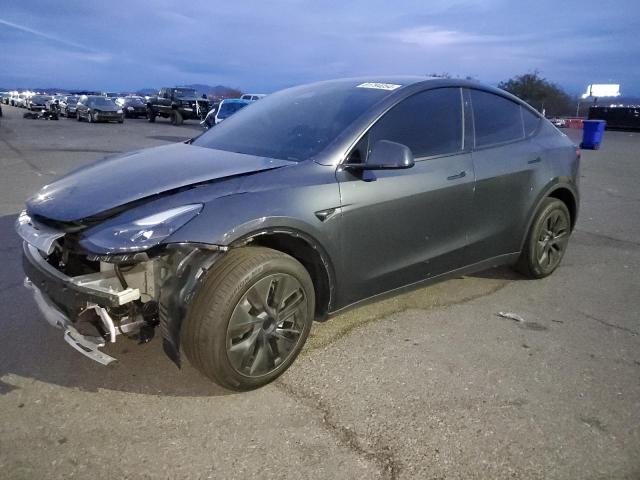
[59,95,80,117]
[116,96,147,118]
[146,87,210,125]
[550,117,566,128]
[15,77,580,390]
[27,94,52,111]
[240,93,266,101]
[102,92,119,98]
[1,92,10,104]
[15,94,28,108]
[214,98,251,124]
[76,95,124,123]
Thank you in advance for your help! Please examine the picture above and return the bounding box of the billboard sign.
[581,84,621,98]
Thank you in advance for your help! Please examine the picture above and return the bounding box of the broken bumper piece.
[22,241,142,365]
[24,277,116,365]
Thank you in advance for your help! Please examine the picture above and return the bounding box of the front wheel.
[182,247,315,391]
[515,198,571,278]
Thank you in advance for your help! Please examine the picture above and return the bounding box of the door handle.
[447,171,466,181]
[528,157,542,164]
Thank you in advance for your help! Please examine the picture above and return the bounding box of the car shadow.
[0,214,232,397]
[468,265,528,281]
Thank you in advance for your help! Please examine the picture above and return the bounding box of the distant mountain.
[135,88,158,96]
[132,84,242,99]
[179,84,243,99]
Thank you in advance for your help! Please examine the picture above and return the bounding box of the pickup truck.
[146,87,210,125]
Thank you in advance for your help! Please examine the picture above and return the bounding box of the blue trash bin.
[581,120,606,150]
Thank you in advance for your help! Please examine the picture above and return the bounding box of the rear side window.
[522,107,541,137]
[471,89,524,147]
[369,88,463,158]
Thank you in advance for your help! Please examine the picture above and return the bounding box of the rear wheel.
[170,110,183,126]
[515,198,571,278]
[182,247,315,391]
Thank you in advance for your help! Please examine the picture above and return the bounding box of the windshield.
[218,102,248,117]
[89,97,115,107]
[32,95,51,102]
[193,80,396,161]
[124,97,145,106]
[66,96,79,103]
[174,88,197,99]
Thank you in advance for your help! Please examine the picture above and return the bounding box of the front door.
[337,87,475,306]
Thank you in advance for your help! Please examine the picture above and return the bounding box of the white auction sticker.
[356,82,402,91]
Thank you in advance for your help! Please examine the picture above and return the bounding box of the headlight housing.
[80,204,203,254]
[117,109,124,114]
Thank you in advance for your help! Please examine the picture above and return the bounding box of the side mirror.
[344,140,415,171]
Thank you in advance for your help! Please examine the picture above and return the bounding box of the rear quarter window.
[522,107,541,137]
[471,89,524,148]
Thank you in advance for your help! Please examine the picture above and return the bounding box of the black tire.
[170,110,183,126]
[515,198,571,278]
[182,247,315,391]
[147,108,156,122]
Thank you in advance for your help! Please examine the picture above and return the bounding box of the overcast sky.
[1,0,638,95]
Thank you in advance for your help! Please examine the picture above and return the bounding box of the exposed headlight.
[127,106,134,111]
[80,204,203,253]
[117,109,123,114]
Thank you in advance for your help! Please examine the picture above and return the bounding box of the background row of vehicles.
[1,89,265,126]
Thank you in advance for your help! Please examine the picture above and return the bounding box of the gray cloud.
[0,0,638,94]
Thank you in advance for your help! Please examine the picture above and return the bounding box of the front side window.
[367,88,463,159]
[470,89,524,147]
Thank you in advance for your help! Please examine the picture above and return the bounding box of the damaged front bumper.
[24,277,117,365]
[22,241,143,365]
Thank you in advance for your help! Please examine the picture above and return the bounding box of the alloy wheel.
[226,273,307,377]
[536,210,569,270]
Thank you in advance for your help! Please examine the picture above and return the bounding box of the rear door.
[466,89,543,261]
[337,87,475,304]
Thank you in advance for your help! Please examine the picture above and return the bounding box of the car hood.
[26,143,294,222]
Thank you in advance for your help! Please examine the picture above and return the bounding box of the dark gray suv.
[17,77,579,390]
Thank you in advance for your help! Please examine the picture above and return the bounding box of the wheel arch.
[231,228,336,320]
[547,186,578,230]
[519,181,579,251]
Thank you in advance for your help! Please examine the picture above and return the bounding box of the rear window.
[471,89,524,147]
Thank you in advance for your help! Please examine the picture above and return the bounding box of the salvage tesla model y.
[17,78,580,390]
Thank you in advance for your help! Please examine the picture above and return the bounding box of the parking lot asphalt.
[0,104,638,479]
